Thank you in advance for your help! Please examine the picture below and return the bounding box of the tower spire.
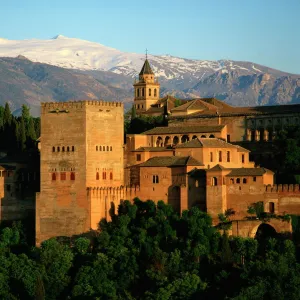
[146,48,148,59]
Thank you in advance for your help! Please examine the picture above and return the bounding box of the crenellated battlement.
[41,100,123,109]
[265,184,300,193]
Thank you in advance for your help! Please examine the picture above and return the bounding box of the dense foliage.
[0,200,300,299]
[0,103,40,154]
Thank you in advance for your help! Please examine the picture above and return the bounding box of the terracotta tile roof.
[207,164,227,171]
[139,59,154,75]
[138,156,204,167]
[176,138,240,149]
[142,125,225,135]
[133,147,173,152]
[226,167,273,176]
[171,99,218,112]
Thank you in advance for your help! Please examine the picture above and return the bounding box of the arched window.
[149,89,151,96]
[72,146,75,152]
[173,136,179,145]
[243,178,247,184]
[154,88,157,97]
[142,88,145,97]
[137,89,140,97]
[103,172,106,180]
[103,146,105,151]
[192,135,197,139]
[57,147,60,152]
[269,202,275,213]
[107,146,109,151]
[195,180,199,187]
[110,172,113,180]
[52,146,55,152]
[219,151,222,162]
[227,151,230,162]
[209,134,215,138]
[201,135,206,138]
[181,135,189,143]
[230,178,234,184]
[70,172,75,180]
[99,146,102,151]
[52,173,56,181]
[96,146,98,151]
[110,146,112,151]
[212,177,217,186]
[236,178,240,184]
[62,146,65,152]
[60,172,66,180]
[210,152,213,162]
[96,172,99,180]
[67,146,70,152]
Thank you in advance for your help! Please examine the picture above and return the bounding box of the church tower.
[133,58,160,113]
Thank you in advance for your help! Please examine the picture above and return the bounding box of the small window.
[60,172,66,180]
[253,176,256,182]
[227,134,230,142]
[100,146,102,151]
[57,147,60,152]
[152,175,159,184]
[52,173,56,181]
[110,172,113,180]
[142,88,145,97]
[103,172,106,180]
[70,172,75,180]
[96,146,98,151]
[52,146,55,152]
[227,151,230,162]
[149,89,151,96]
[269,202,275,213]
[243,178,247,184]
[230,178,234,184]
[67,146,70,152]
[110,146,112,151]
[62,146,65,152]
[136,154,141,161]
[137,89,140,97]
[212,177,217,186]
[236,178,240,184]
[210,152,213,162]
[138,104,140,109]
[241,154,245,163]
[107,146,109,151]
[72,146,75,152]
[219,151,222,162]
[96,172,99,180]
[154,88,157,97]
[103,146,105,151]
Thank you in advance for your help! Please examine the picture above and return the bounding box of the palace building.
[32,58,300,244]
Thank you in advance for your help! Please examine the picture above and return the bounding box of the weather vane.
[145,48,148,59]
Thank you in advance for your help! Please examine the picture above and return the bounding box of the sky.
[0,0,299,74]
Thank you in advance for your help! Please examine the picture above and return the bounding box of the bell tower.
[133,57,160,114]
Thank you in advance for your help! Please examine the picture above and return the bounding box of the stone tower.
[133,58,160,113]
[36,100,124,244]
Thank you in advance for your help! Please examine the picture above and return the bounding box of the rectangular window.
[227,134,230,142]
[253,176,256,182]
[136,154,141,161]
[60,172,66,180]
[242,154,245,164]
[219,151,222,162]
[227,151,230,162]
[152,175,159,184]
[210,152,213,162]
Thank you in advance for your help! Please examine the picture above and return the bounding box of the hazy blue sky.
[0,0,299,74]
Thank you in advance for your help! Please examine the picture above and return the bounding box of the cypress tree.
[131,105,137,119]
[3,102,12,126]
[27,118,37,140]
[19,117,27,151]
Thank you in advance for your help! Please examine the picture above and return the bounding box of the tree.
[3,102,12,126]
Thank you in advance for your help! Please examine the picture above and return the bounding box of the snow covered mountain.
[0,35,293,80]
[0,35,299,111]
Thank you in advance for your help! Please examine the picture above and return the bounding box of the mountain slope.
[0,56,132,115]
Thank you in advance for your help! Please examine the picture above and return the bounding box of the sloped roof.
[133,147,173,152]
[139,59,154,75]
[176,138,241,149]
[138,156,204,167]
[207,164,227,171]
[142,125,225,135]
[171,98,219,112]
[226,167,274,176]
